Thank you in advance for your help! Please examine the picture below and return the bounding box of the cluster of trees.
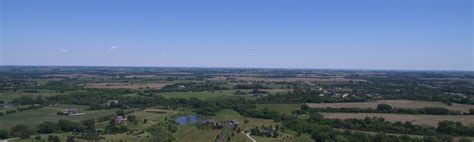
[146,121,178,142]
[11,96,45,105]
[438,121,474,136]
[346,74,474,105]
[104,120,128,134]
[235,83,270,89]
[36,119,96,134]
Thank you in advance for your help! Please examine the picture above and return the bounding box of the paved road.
[245,132,256,142]
[214,123,234,142]
[0,138,18,142]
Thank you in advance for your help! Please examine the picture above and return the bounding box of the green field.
[0,106,117,130]
[125,108,178,130]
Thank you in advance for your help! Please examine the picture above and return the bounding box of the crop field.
[81,82,172,89]
[321,112,474,127]
[307,100,474,113]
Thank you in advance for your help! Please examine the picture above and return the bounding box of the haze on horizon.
[1,0,473,71]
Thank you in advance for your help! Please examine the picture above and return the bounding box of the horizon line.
[1,64,473,72]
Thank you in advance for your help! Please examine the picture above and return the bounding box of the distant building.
[1,104,15,109]
[229,120,239,125]
[63,108,80,115]
[115,116,126,124]
[202,119,218,125]
[342,93,350,98]
[105,100,119,107]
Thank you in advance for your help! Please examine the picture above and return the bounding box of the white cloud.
[107,46,120,53]
[59,49,69,53]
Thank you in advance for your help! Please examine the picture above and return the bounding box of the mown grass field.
[0,106,118,130]
[307,100,474,113]
[321,112,474,127]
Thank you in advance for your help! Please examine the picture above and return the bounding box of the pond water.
[175,115,199,125]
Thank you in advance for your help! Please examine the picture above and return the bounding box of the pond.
[175,115,199,125]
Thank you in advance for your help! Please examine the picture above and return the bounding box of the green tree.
[376,104,392,112]
[81,119,96,133]
[0,130,9,139]
[10,124,34,139]
[127,115,137,123]
[35,135,42,142]
[273,131,279,138]
[37,121,58,134]
[148,126,174,142]
[116,110,125,116]
[460,138,472,142]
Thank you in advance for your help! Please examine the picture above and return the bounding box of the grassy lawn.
[0,106,118,130]
[256,104,301,115]
[126,108,178,130]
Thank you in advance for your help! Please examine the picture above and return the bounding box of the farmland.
[321,112,474,127]
[307,100,474,113]
[1,66,473,142]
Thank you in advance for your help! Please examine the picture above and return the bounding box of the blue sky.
[1,0,473,71]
